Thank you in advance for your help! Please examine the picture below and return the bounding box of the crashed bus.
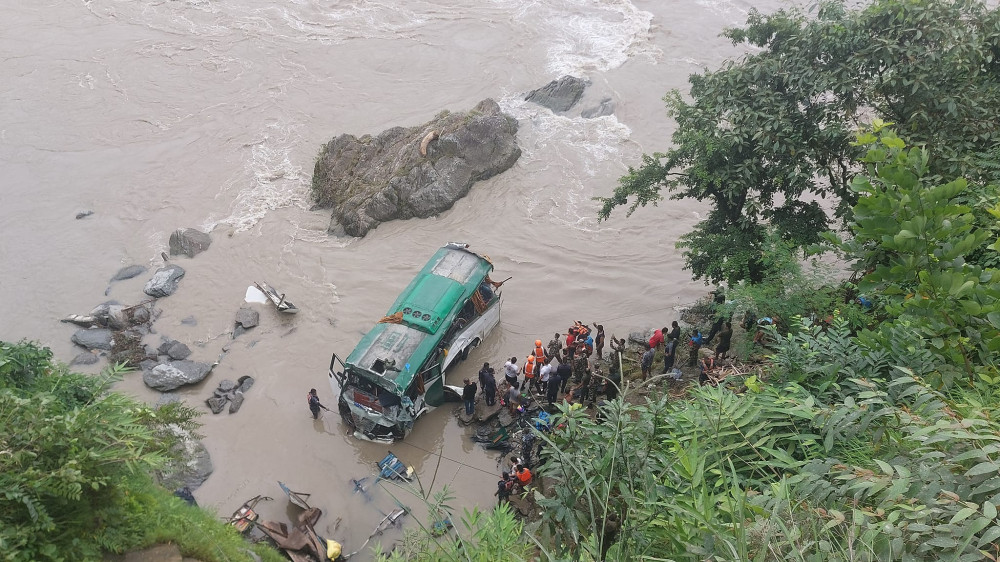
[328,243,503,442]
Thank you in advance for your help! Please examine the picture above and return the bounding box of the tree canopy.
[598,0,1000,285]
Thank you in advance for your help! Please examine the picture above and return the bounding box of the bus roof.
[345,245,494,393]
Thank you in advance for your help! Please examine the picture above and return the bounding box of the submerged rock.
[312,98,521,237]
[525,75,587,113]
[110,264,147,282]
[168,228,212,258]
[70,352,100,366]
[581,97,615,118]
[234,307,259,329]
[144,265,186,298]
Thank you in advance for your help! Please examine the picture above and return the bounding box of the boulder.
[71,328,114,351]
[90,302,128,330]
[143,360,213,391]
[581,97,615,118]
[217,379,237,393]
[156,425,213,491]
[110,264,147,282]
[237,375,255,393]
[70,352,100,366]
[168,228,212,258]
[144,265,186,298]
[165,341,191,361]
[228,391,245,414]
[524,76,587,113]
[206,395,227,414]
[235,307,259,329]
[312,98,521,237]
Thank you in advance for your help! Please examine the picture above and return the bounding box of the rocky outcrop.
[143,360,213,391]
[144,265,186,298]
[168,228,212,258]
[525,76,587,113]
[311,98,521,237]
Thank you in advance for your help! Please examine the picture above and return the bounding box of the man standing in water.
[463,378,478,416]
[307,388,328,420]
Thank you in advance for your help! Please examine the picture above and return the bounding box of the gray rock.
[581,97,615,118]
[71,328,114,351]
[165,341,191,361]
[70,352,100,366]
[524,76,587,113]
[228,391,245,414]
[312,98,521,237]
[139,359,158,372]
[206,395,227,414]
[217,379,237,393]
[168,228,213,258]
[156,426,213,491]
[232,325,247,339]
[237,375,255,393]
[130,306,151,326]
[143,360,213,391]
[88,302,128,330]
[110,265,147,282]
[156,393,181,408]
[181,316,197,326]
[235,307,259,329]
[143,265,186,298]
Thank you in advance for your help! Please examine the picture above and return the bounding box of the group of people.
[463,321,633,428]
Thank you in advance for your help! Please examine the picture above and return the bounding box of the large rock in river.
[143,265,185,298]
[525,75,587,113]
[311,98,521,237]
[143,360,213,391]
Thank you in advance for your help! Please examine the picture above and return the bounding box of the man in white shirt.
[538,361,552,395]
[504,356,519,388]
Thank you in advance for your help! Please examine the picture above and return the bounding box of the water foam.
[205,121,311,233]
[492,0,660,75]
[498,93,635,232]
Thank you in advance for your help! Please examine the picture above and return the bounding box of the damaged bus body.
[329,243,502,442]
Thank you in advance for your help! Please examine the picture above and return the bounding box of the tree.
[825,125,1000,384]
[598,0,1000,285]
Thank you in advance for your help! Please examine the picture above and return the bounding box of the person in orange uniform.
[521,355,537,391]
[531,340,547,392]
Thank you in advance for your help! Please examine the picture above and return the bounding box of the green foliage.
[599,0,1000,284]
[825,125,1000,383]
[0,340,273,562]
[376,498,533,561]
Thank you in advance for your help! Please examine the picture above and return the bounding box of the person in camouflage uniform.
[587,366,604,407]
[572,351,589,385]
[546,333,562,364]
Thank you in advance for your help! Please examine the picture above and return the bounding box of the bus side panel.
[423,364,445,407]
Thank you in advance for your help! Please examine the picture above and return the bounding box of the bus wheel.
[461,338,480,361]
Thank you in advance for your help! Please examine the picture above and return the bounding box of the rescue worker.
[546,332,562,363]
[521,355,537,391]
[572,350,589,386]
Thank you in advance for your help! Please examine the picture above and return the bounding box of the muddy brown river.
[0,0,783,556]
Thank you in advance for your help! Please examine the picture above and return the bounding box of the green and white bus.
[328,243,503,442]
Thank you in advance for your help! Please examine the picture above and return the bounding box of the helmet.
[527,355,535,362]
[535,340,542,347]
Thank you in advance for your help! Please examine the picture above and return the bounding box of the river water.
[0,0,783,556]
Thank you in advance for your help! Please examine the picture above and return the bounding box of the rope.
[394,439,500,478]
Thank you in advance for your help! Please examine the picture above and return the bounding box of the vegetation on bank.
[0,341,283,562]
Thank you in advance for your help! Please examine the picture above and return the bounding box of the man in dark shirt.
[479,363,498,406]
[556,361,573,395]
[462,379,477,416]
